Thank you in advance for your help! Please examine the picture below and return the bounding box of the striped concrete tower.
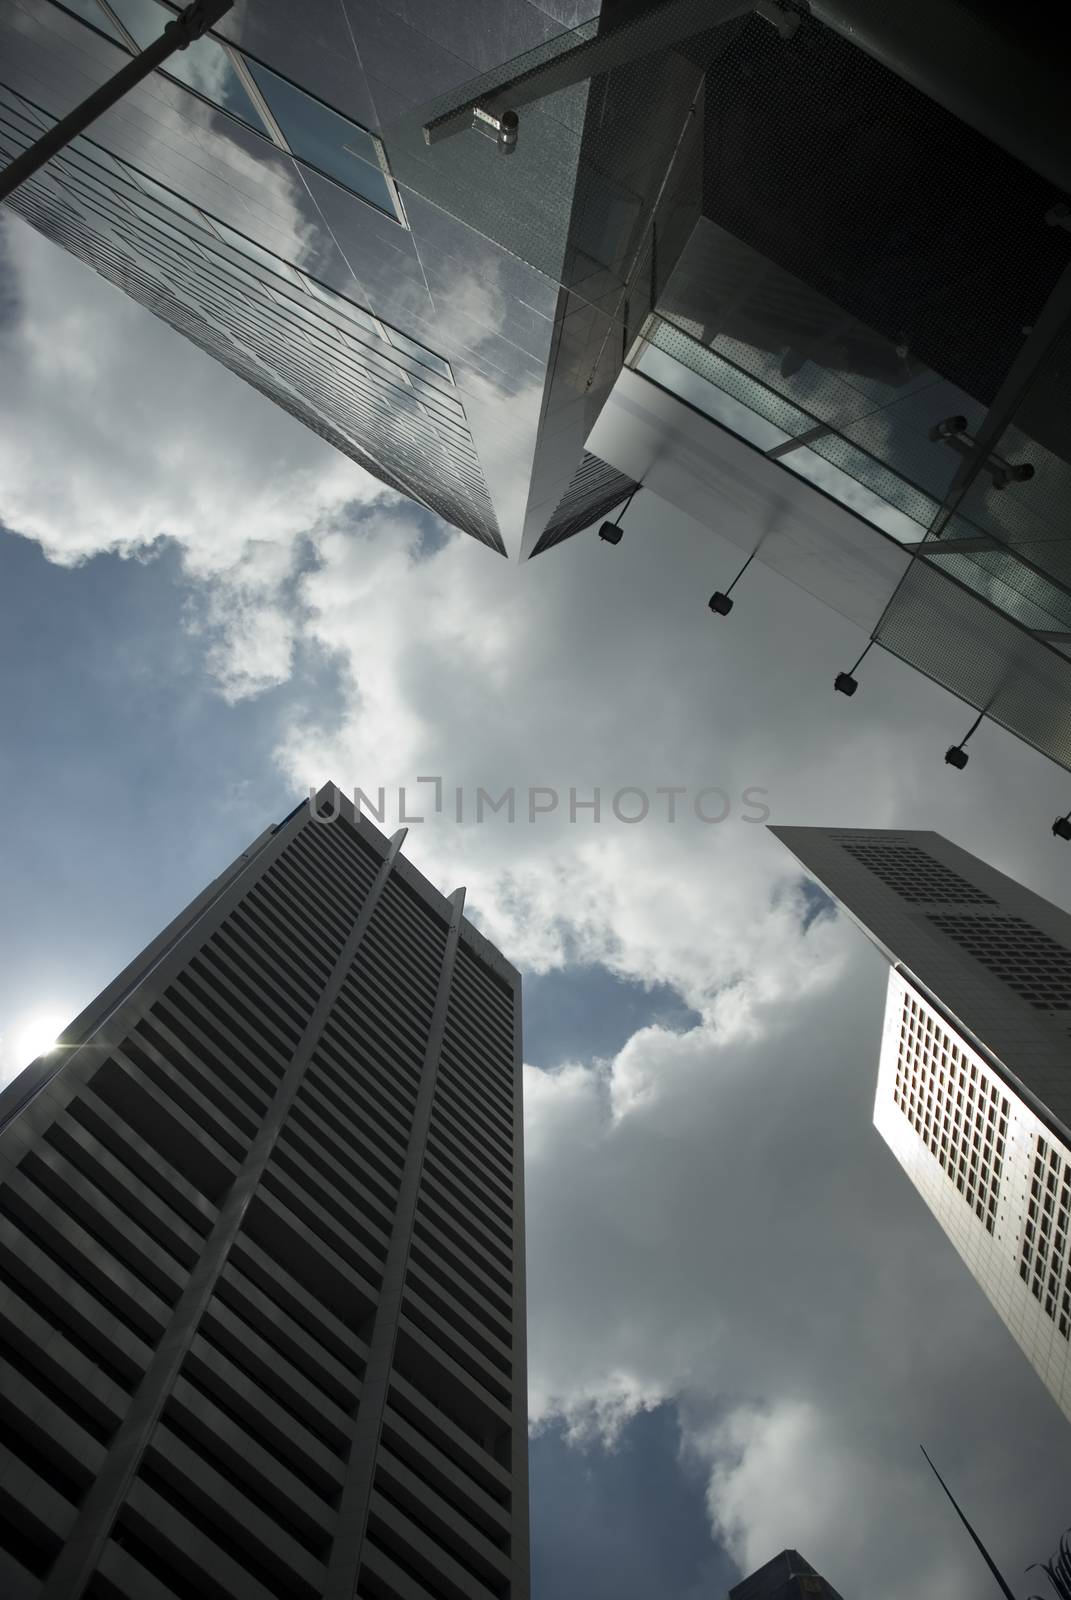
[0,785,527,1600]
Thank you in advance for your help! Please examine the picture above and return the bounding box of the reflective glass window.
[204,215,304,286]
[301,276,381,335]
[104,0,267,132]
[384,327,453,382]
[409,376,465,418]
[244,62,395,217]
[52,0,126,43]
[126,165,210,230]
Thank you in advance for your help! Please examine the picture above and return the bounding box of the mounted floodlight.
[708,550,757,619]
[929,415,968,442]
[596,486,639,548]
[944,708,985,771]
[834,641,874,697]
[497,110,519,153]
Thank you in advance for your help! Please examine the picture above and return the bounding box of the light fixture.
[834,640,874,697]
[708,550,757,618]
[1053,812,1071,841]
[596,486,639,547]
[945,709,985,770]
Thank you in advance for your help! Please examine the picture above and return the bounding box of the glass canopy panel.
[244,61,396,217]
[924,547,1071,635]
[783,448,928,544]
[635,343,792,452]
[53,0,125,42]
[104,0,267,131]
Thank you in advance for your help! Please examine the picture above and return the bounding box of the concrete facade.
[771,824,1071,1422]
[0,789,528,1600]
[876,969,1071,1423]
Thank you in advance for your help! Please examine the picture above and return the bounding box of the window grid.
[1019,1133,1071,1340]
[841,841,997,905]
[892,991,1006,1235]
[928,913,1071,1011]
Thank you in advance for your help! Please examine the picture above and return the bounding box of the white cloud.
[0,214,387,700]
[5,215,1071,1598]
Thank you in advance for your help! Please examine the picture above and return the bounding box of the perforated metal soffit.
[519,1,1070,564]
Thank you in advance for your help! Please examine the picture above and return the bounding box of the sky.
[3,208,1071,1599]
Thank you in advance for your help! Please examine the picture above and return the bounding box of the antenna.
[921,1446,1018,1599]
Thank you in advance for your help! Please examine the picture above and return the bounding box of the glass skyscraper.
[0,788,528,1600]
[729,1548,844,1599]
[771,825,1071,1423]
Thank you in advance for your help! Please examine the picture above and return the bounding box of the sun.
[13,1014,67,1068]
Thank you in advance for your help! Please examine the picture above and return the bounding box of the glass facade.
[1,0,610,552]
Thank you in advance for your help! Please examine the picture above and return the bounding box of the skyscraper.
[0,0,710,558]
[771,825,1071,1422]
[0,787,528,1600]
[729,1548,844,1599]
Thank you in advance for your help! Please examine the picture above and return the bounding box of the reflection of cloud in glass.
[105,0,266,131]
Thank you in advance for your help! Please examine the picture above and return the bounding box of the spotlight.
[944,708,985,771]
[834,640,873,696]
[1053,815,1071,841]
[595,486,639,546]
[708,550,757,617]
[929,415,968,441]
[497,110,518,154]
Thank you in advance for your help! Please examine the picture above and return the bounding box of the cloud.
[0,213,387,698]
[6,213,1071,1600]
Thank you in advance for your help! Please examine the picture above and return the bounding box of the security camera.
[497,111,518,153]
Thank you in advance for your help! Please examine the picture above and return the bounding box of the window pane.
[126,164,210,229]
[105,0,267,131]
[204,215,304,285]
[384,327,453,382]
[54,0,125,42]
[301,276,381,335]
[245,61,395,216]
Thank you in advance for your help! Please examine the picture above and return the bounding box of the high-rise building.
[771,825,1071,1422]
[729,1548,844,1599]
[0,788,528,1600]
[0,0,711,558]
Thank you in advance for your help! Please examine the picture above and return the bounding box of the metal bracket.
[929,415,1035,491]
[165,0,232,48]
[753,0,801,39]
[470,106,519,153]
